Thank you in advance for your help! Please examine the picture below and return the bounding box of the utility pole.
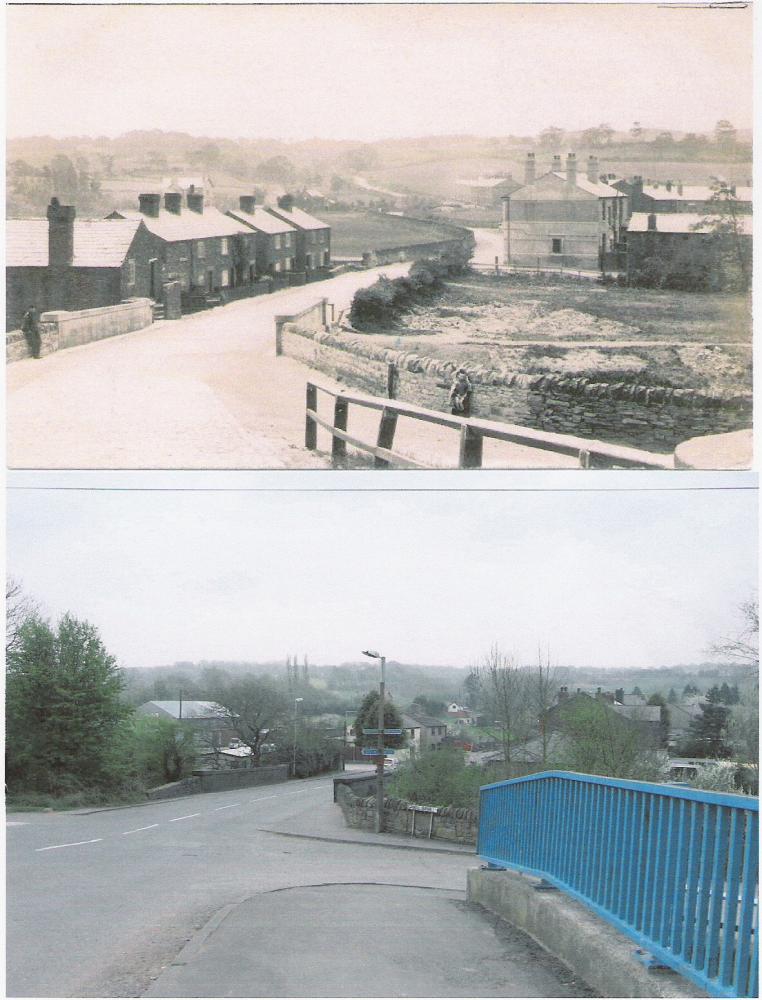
[292,697,303,777]
[362,649,386,833]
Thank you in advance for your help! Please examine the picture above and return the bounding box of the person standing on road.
[449,368,473,417]
[21,305,41,359]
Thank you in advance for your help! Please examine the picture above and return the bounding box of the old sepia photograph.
[5,3,753,470]
[5,472,759,997]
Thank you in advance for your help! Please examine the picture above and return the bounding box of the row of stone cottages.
[6,189,331,330]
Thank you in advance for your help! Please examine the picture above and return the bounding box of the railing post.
[374,408,398,468]
[305,383,317,450]
[459,424,483,469]
[332,395,348,462]
[386,362,398,400]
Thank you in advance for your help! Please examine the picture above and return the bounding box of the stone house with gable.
[266,201,331,273]
[502,152,628,270]
[107,187,252,299]
[226,195,298,278]
[6,197,161,330]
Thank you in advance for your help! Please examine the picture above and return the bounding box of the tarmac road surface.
[6,773,593,998]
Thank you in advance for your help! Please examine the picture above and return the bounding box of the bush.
[387,748,483,810]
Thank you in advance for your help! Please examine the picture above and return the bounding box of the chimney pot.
[138,193,162,218]
[524,152,536,186]
[164,192,182,214]
[239,194,257,214]
[187,188,205,213]
[587,154,599,184]
[647,212,658,231]
[566,152,577,186]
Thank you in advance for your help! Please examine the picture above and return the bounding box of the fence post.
[332,395,348,462]
[459,424,484,469]
[305,383,317,450]
[275,318,284,356]
[386,362,398,400]
[375,408,398,468]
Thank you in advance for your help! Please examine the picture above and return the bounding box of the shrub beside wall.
[336,784,478,845]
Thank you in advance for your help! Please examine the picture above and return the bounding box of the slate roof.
[6,218,142,268]
[627,211,753,235]
[643,184,753,203]
[139,700,227,720]
[227,206,297,235]
[110,206,248,242]
[551,171,625,198]
[267,205,330,231]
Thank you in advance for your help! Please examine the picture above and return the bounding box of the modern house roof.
[138,700,227,720]
[267,205,329,231]
[226,206,297,235]
[109,206,248,242]
[402,712,444,729]
[6,218,143,268]
[627,211,753,235]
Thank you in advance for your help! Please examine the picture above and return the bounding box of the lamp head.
[362,649,382,659]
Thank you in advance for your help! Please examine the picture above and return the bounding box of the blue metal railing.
[478,771,758,998]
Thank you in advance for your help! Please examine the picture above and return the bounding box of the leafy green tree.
[682,702,732,758]
[692,180,752,290]
[6,613,132,794]
[683,683,701,697]
[257,155,296,184]
[714,120,737,149]
[410,694,446,716]
[354,691,406,750]
[128,715,197,785]
[630,122,643,140]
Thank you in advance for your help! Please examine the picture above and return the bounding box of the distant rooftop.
[109,205,247,241]
[627,211,753,235]
[267,205,330,231]
[6,218,142,268]
[227,206,296,235]
[139,700,227,720]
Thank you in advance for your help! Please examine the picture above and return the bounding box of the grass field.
[345,274,751,396]
[327,210,466,256]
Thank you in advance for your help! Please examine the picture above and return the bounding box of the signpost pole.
[376,656,386,833]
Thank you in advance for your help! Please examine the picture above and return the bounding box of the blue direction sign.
[363,728,380,736]
[361,747,380,756]
[383,728,403,736]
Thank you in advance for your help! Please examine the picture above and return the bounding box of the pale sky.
[7,472,757,670]
[6,3,754,141]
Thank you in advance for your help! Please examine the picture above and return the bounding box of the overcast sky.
[7,3,753,141]
[7,472,757,670]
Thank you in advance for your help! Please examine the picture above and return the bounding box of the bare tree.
[6,577,39,655]
[469,645,531,775]
[525,646,559,766]
[210,677,288,762]
[710,597,758,670]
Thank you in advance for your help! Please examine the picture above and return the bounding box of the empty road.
[6,775,592,998]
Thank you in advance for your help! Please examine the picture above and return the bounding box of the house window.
[322,250,329,266]
[274,235,282,250]
[284,257,292,271]
[551,238,563,254]
[125,259,136,286]
[221,269,230,286]
[220,238,229,255]
[284,233,291,248]
[274,261,282,273]
[197,241,206,258]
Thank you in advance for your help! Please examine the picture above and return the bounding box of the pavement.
[6,773,592,998]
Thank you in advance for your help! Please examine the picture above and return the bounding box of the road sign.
[383,749,395,755]
[361,747,380,756]
[383,728,403,736]
[363,728,380,736]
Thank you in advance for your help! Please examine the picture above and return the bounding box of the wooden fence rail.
[305,381,675,470]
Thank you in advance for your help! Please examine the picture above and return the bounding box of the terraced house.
[266,199,331,273]
[226,195,297,278]
[6,197,161,330]
[502,152,628,270]
[107,187,251,302]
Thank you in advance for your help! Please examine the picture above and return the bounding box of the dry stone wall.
[281,323,751,451]
[336,784,478,845]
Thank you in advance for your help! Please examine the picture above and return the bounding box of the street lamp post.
[292,697,303,778]
[362,649,386,833]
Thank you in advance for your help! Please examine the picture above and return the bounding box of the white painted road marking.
[7,821,29,826]
[122,824,160,836]
[213,803,240,811]
[169,813,201,823]
[36,839,103,852]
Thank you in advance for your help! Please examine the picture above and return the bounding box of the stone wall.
[7,298,154,362]
[280,322,751,452]
[336,784,478,845]
[145,764,289,800]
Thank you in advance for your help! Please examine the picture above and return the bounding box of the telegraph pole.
[362,649,387,833]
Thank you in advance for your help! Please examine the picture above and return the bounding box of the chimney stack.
[187,184,204,213]
[566,152,577,186]
[239,194,257,214]
[524,152,536,185]
[557,686,568,703]
[647,212,658,231]
[587,155,599,184]
[47,197,76,269]
[164,192,182,214]
[138,193,161,218]
[666,180,672,192]
[552,154,562,173]
[677,181,683,196]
